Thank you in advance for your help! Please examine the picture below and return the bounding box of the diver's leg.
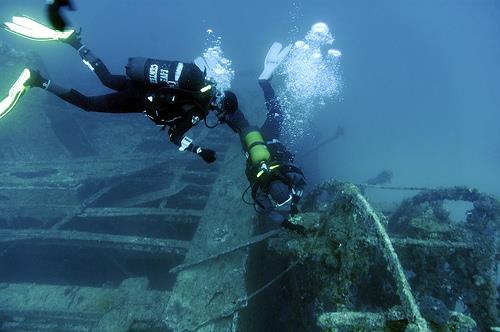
[259,79,283,140]
[50,86,143,113]
[259,79,280,114]
[29,70,142,113]
[64,32,130,91]
[258,42,292,139]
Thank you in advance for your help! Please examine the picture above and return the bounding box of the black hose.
[241,184,254,205]
[241,184,267,214]
[204,115,219,128]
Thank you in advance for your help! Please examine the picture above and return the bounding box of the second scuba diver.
[224,43,307,234]
[1,16,239,163]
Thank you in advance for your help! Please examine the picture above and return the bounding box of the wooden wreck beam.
[78,207,203,218]
[389,237,472,250]
[119,187,184,208]
[0,229,189,256]
[0,281,169,331]
[318,311,477,331]
[51,184,116,230]
[169,230,280,274]
[53,206,201,232]
[361,235,472,251]
[317,311,388,330]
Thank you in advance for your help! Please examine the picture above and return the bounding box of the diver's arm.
[223,108,250,134]
[258,42,290,133]
[47,0,75,31]
[287,169,306,215]
[168,122,216,163]
[259,79,282,116]
[259,80,283,140]
[63,33,130,91]
[253,188,285,223]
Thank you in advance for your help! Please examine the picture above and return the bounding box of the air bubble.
[311,22,329,35]
[202,30,234,93]
[276,22,342,147]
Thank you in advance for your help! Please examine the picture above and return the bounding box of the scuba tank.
[243,129,271,166]
[127,58,215,126]
[243,129,300,191]
[126,57,206,91]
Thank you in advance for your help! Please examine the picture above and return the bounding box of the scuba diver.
[224,43,307,234]
[1,16,238,163]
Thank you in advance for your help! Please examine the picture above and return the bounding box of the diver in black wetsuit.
[23,30,237,163]
[224,43,306,234]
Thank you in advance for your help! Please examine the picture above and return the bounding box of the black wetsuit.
[225,80,306,223]
[40,41,214,159]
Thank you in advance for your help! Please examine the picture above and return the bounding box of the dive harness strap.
[247,140,268,152]
[251,163,302,198]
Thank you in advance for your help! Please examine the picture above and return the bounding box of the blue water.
[1,1,499,203]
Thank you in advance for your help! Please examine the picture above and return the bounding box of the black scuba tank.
[126,57,205,91]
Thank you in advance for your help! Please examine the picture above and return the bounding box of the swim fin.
[4,15,74,42]
[0,69,31,119]
[258,42,292,81]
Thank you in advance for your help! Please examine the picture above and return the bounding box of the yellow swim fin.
[0,69,31,119]
[4,15,74,42]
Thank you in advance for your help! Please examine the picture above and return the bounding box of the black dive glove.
[197,148,216,164]
[281,219,306,235]
[47,0,75,31]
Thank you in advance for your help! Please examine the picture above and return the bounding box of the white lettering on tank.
[149,64,159,84]
[160,69,169,82]
[175,63,184,81]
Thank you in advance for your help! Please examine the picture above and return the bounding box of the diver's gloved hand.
[197,148,216,164]
[60,29,82,49]
[47,0,75,31]
[281,219,306,235]
[26,69,48,88]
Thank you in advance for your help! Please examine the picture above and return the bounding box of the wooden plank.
[391,237,472,250]
[0,282,169,332]
[0,229,189,256]
[78,207,203,218]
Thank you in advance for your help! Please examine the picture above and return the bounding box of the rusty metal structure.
[249,181,499,331]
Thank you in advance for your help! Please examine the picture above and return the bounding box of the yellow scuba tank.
[244,130,271,166]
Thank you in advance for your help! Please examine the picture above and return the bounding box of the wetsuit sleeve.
[168,118,205,155]
[67,37,130,91]
[287,171,306,215]
[259,80,283,140]
[168,119,195,149]
[223,108,250,134]
[44,81,143,113]
[254,187,285,224]
[78,46,131,91]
